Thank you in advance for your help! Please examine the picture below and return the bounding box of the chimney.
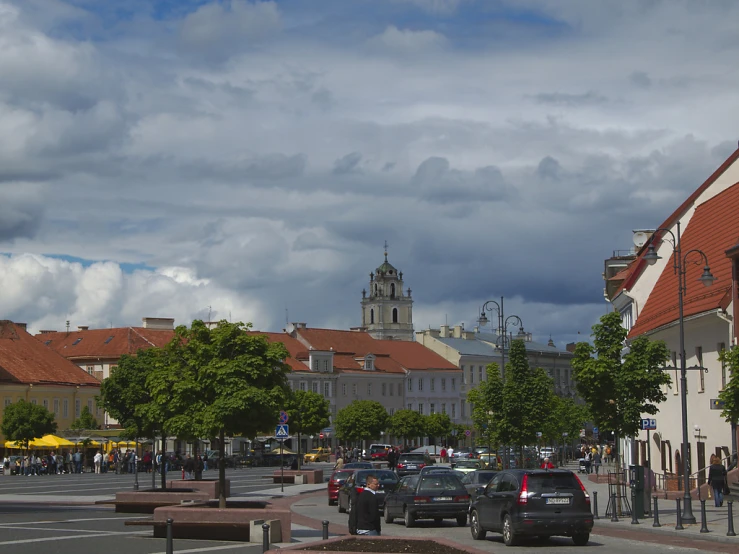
[142,317,175,330]
[15,323,27,331]
[439,325,450,338]
[452,325,464,338]
[39,330,56,334]
[78,326,89,331]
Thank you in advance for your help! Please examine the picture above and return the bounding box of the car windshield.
[332,470,354,481]
[309,449,322,454]
[356,471,399,485]
[370,447,386,453]
[456,460,480,468]
[398,454,425,462]
[528,473,581,492]
[475,471,497,483]
[418,475,465,493]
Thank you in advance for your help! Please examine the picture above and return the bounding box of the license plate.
[407,465,417,469]
[434,497,452,501]
[546,498,570,505]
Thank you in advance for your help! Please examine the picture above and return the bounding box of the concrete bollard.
[610,492,618,522]
[166,518,173,554]
[592,490,599,520]
[675,498,684,531]
[652,496,661,528]
[262,523,271,552]
[700,500,709,533]
[322,519,329,540]
[728,501,737,537]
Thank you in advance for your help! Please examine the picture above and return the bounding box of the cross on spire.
[384,240,389,261]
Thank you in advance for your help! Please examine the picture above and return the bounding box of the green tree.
[572,311,670,455]
[1,400,57,451]
[424,412,452,445]
[466,364,504,451]
[70,405,99,430]
[542,396,590,463]
[718,346,739,464]
[387,409,425,448]
[283,389,331,468]
[152,320,290,508]
[335,400,389,444]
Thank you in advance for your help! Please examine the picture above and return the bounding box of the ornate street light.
[643,221,715,525]
[478,297,524,380]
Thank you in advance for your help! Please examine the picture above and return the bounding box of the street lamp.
[643,221,715,525]
[478,297,524,380]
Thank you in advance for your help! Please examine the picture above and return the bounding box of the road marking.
[0,530,149,545]
[149,544,260,553]
[0,525,132,534]
[0,516,149,526]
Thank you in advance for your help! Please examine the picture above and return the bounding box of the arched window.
[370,309,375,324]
[392,308,398,323]
[390,283,396,298]
[374,284,378,295]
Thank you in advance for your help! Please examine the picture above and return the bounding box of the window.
[696,346,704,392]
[418,378,423,391]
[398,383,403,396]
[370,309,375,324]
[63,399,69,417]
[451,378,456,391]
[342,383,347,396]
[53,399,59,415]
[441,403,446,414]
[104,335,114,344]
[86,365,94,374]
[408,403,412,411]
[31,399,37,405]
[461,364,465,374]
[75,399,81,417]
[300,381,307,391]
[430,378,435,392]
[324,382,330,397]
[392,308,398,323]
[43,399,49,410]
[352,384,357,396]
[391,283,396,298]
[441,378,446,391]
[365,357,374,370]
[289,380,295,390]
[382,383,386,396]
[469,367,474,384]
[389,382,394,396]
[389,408,395,416]
[72,338,82,346]
[451,403,456,418]
[312,359,319,371]
[4,398,11,407]
[620,305,633,331]
[720,342,727,389]
[461,402,465,417]
[88,399,93,413]
[367,383,372,396]
[555,368,561,385]
[430,403,435,415]
[418,403,424,415]
[323,359,329,372]
[312,381,319,393]
[408,379,412,392]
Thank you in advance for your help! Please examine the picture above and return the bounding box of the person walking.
[350,474,382,536]
[540,457,555,469]
[93,450,103,474]
[708,454,728,507]
[593,450,602,475]
[184,454,195,480]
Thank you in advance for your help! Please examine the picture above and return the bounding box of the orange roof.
[629,181,739,337]
[0,321,100,387]
[37,327,174,360]
[246,331,310,372]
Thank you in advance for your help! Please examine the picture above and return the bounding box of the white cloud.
[368,25,447,53]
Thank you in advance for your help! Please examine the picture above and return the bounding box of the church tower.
[360,247,414,341]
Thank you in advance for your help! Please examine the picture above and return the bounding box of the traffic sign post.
[275,424,289,493]
[275,424,289,438]
[279,411,289,424]
[640,419,657,474]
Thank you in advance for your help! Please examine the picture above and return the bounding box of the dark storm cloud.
[332,152,363,175]
[0,190,44,241]
[411,156,514,203]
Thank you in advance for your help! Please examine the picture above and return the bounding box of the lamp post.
[478,297,524,380]
[643,220,716,525]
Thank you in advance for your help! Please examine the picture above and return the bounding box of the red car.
[328,469,356,506]
[369,444,393,461]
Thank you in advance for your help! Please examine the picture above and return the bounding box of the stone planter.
[114,489,209,513]
[266,536,488,554]
[168,478,230,498]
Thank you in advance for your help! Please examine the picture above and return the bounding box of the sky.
[1,0,738,346]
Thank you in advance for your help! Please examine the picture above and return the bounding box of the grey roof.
[434,333,571,357]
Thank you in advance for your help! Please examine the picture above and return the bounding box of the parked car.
[384,473,469,527]
[367,444,393,461]
[304,447,330,464]
[328,469,357,506]
[451,448,475,460]
[539,447,555,460]
[419,466,455,475]
[459,470,498,506]
[477,453,502,470]
[337,469,399,514]
[451,459,482,474]
[395,453,427,477]
[343,462,373,469]
[469,469,593,546]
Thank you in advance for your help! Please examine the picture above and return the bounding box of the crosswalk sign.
[275,424,289,438]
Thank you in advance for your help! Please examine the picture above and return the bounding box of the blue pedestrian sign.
[279,411,289,424]
[275,424,289,439]
[593,427,599,435]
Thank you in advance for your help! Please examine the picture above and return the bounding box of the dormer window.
[363,354,376,371]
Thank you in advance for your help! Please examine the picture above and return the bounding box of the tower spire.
[383,240,389,261]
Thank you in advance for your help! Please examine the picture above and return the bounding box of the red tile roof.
[0,321,100,387]
[629,180,739,337]
[36,328,175,360]
[246,331,310,372]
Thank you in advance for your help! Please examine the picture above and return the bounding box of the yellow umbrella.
[41,435,74,448]
[3,437,56,449]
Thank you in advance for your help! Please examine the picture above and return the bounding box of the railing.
[653,454,733,493]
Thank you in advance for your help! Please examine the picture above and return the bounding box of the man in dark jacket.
[350,475,381,536]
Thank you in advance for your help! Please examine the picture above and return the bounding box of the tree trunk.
[218,429,226,509]
[297,432,302,470]
[160,434,167,490]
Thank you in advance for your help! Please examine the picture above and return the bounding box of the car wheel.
[404,507,415,528]
[384,505,394,524]
[470,509,486,540]
[456,515,467,527]
[433,517,443,525]
[572,533,589,546]
[502,514,518,546]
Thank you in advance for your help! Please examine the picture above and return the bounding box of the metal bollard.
[675,498,684,530]
[631,488,640,525]
[610,492,619,522]
[700,500,709,533]
[166,518,173,554]
[728,501,737,537]
[322,519,329,540]
[262,523,271,552]
[592,491,599,520]
[652,496,661,527]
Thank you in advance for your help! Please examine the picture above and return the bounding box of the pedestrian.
[334,457,345,471]
[447,446,454,461]
[350,474,381,536]
[593,450,602,474]
[440,446,447,464]
[129,450,137,474]
[540,457,555,469]
[195,455,204,481]
[708,454,728,507]
[184,454,195,480]
[387,448,396,470]
[93,450,103,474]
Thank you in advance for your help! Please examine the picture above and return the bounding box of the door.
[477,473,503,529]
[697,442,706,487]
[490,473,519,527]
[387,476,408,515]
